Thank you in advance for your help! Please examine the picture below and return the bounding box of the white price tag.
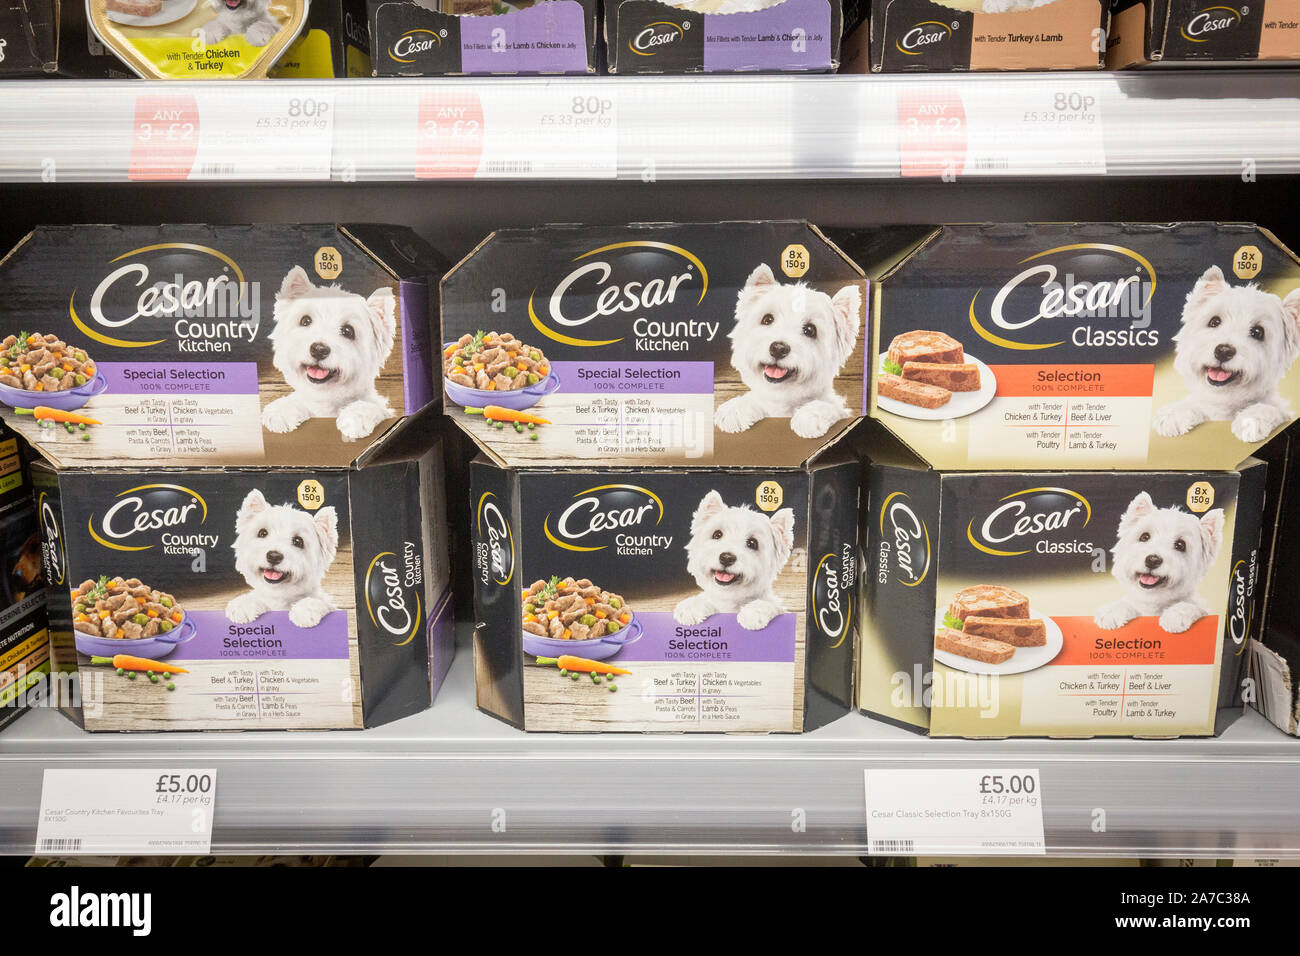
[963,87,1106,176]
[36,769,217,856]
[190,90,334,180]
[865,768,1045,856]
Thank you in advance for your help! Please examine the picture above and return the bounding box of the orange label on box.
[128,94,199,182]
[416,93,484,180]
[1050,615,1218,667]
[989,364,1154,398]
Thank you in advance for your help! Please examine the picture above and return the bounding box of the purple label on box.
[174,610,350,661]
[702,0,832,71]
[615,610,795,663]
[399,279,433,413]
[460,2,590,74]
[549,361,714,394]
[99,362,259,395]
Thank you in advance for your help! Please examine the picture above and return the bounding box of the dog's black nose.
[1215,344,1236,363]
[310,342,331,361]
[768,341,790,360]
[718,552,736,567]
[266,550,284,566]
[1145,554,1163,570]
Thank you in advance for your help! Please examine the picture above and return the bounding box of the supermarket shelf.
[0,71,1298,182]
[1,631,1298,857]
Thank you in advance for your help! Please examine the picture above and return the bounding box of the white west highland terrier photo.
[195,0,282,47]
[714,263,862,439]
[1094,492,1223,634]
[225,489,339,629]
[673,490,795,632]
[262,265,397,443]
[1153,266,1300,443]
[981,0,1054,12]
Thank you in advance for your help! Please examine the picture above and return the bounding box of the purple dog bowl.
[523,616,643,662]
[0,370,107,413]
[75,614,196,661]
[443,343,561,412]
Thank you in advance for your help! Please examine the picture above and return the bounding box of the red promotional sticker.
[897,88,967,179]
[416,93,484,180]
[128,94,199,182]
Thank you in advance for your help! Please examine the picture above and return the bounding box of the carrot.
[535,655,631,676]
[169,611,183,624]
[482,406,550,425]
[618,612,631,624]
[32,407,101,425]
[89,654,188,675]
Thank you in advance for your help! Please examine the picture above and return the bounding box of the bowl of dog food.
[71,576,196,660]
[0,333,107,412]
[522,576,642,661]
[443,332,560,412]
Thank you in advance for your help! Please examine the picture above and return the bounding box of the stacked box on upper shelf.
[1109,0,1300,68]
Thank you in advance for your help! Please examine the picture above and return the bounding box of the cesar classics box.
[841,0,1107,73]
[1108,0,1300,68]
[834,223,1300,472]
[0,224,454,731]
[860,426,1265,738]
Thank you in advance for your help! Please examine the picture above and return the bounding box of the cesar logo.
[544,484,664,552]
[880,492,929,587]
[968,487,1091,557]
[365,544,423,645]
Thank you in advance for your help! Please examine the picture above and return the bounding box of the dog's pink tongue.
[225,0,240,8]
[1139,573,1161,586]
[764,365,789,380]
[306,365,331,381]
[1207,367,1234,382]
[713,571,735,583]
[263,569,284,582]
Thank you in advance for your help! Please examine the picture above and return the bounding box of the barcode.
[483,160,533,175]
[870,839,914,854]
[195,163,236,177]
[973,157,1010,170]
[38,838,82,852]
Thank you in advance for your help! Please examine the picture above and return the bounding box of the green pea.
[159,620,173,633]
[149,674,159,683]
[74,373,86,386]
[570,672,580,681]
[527,422,536,430]
[609,597,622,610]
[50,367,63,379]
[495,421,505,430]
[523,603,535,615]
[78,422,87,430]
[514,422,524,433]
[127,671,137,680]
[81,433,91,442]
[167,682,175,691]
[132,613,148,626]
[530,350,541,361]
[159,597,173,608]
[580,614,596,626]
[529,433,539,441]
[558,668,568,677]
[591,674,601,684]
[526,373,540,386]
[606,621,620,634]
[115,667,124,676]
[608,683,618,693]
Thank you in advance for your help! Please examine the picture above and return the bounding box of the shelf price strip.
[864,768,1045,856]
[36,768,218,856]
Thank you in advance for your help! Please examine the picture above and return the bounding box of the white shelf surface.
[2,631,1298,857]
[0,71,1298,182]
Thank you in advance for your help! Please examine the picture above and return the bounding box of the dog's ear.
[1200,508,1225,560]
[365,287,397,361]
[278,266,313,303]
[737,264,777,312]
[1281,287,1300,361]
[235,489,268,536]
[690,490,727,536]
[313,506,339,567]
[1118,491,1155,536]
[1185,265,1226,312]
[829,284,862,361]
[768,508,795,564]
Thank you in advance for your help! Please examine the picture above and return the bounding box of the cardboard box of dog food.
[0,422,50,732]
[469,423,861,732]
[860,425,1266,737]
[605,0,845,73]
[33,409,452,732]
[270,0,373,76]
[1108,0,1300,68]
[0,224,455,731]
[833,223,1300,472]
[368,0,597,75]
[440,221,868,469]
[839,0,1107,72]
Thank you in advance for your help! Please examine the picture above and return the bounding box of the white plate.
[876,352,998,421]
[107,0,198,27]
[933,606,1064,676]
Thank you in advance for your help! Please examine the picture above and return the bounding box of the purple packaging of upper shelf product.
[605,0,843,74]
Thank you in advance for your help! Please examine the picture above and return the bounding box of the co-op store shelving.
[1,70,1299,857]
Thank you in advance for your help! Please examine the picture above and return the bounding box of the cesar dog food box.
[86,0,307,78]
[841,0,1107,73]
[369,0,597,75]
[860,424,1267,737]
[835,223,1300,472]
[1108,0,1300,68]
[0,422,50,732]
[605,0,844,73]
[445,221,866,732]
[2,224,453,732]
